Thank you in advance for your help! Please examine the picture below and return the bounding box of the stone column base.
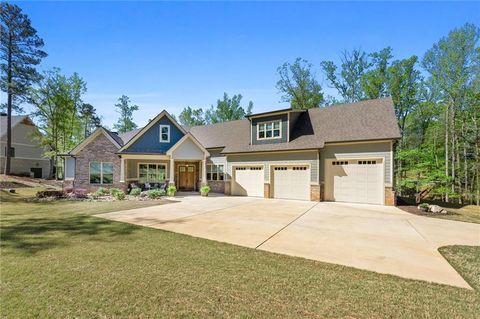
[264,183,271,198]
[310,184,321,201]
[224,181,231,195]
[385,187,396,206]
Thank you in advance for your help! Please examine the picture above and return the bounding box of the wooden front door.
[178,165,195,190]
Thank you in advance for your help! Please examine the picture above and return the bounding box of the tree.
[0,2,47,175]
[178,106,205,126]
[321,49,370,103]
[113,95,139,133]
[29,68,87,178]
[276,58,324,109]
[422,23,480,202]
[205,93,253,124]
[362,47,393,99]
[79,103,101,138]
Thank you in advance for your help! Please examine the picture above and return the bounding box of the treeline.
[272,24,479,205]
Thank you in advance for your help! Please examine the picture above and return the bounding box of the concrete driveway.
[97,194,480,289]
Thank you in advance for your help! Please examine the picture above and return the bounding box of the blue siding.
[252,114,288,145]
[126,117,184,153]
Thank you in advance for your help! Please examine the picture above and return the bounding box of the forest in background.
[1,2,478,204]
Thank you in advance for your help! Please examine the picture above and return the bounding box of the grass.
[1,188,479,318]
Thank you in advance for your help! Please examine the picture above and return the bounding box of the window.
[358,160,377,165]
[258,121,281,140]
[159,125,170,143]
[332,161,349,166]
[138,163,166,182]
[3,147,15,157]
[89,162,113,184]
[207,164,224,181]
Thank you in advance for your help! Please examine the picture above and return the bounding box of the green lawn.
[1,188,479,318]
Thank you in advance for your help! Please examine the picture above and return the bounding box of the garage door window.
[207,164,224,181]
[358,160,377,165]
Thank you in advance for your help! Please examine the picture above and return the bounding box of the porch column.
[201,157,207,185]
[169,158,175,185]
[120,157,125,182]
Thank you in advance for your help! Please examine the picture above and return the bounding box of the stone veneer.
[264,183,271,198]
[224,181,231,195]
[384,187,396,206]
[72,133,124,192]
[208,180,225,194]
[310,184,321,201]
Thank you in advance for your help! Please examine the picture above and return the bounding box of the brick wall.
[73,133,124,192]
[264,183,271,198]
[208,180,225,193]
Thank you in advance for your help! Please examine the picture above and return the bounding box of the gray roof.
[117,128,142,145]
[187,97,401,153]
[116,97,401,153]
[0,115,33,138]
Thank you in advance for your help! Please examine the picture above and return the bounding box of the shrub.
[36,190,65,199]
[113,190,126,200]
[419,203,429,209]
[200,185,211,194]
[130,187,141,196]
[96,187,109,196]
[147,189,165,199]
[167,185,177,196]
[109,188,123,196]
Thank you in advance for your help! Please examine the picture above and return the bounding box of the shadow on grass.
[1,214,139,256]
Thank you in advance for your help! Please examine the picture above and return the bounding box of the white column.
[120,157,125,182]
[169,158,175,184]
[201,158,207,185]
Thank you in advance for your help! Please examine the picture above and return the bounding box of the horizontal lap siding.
[320,142,392,185]
[227,151,319,183]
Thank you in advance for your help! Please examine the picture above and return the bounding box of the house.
[0,114,51,178]
[62,97,401,205]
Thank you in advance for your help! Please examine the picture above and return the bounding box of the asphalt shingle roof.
[115,97,401,153]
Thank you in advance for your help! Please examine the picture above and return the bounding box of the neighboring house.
[0,114,51,179]
[62,98,401,205]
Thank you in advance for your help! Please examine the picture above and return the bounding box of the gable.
[69,128,121,155]
[125,116,184,153]
[171,137,205,160]
[251,114,288,145]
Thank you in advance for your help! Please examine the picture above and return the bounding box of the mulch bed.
[397,203,457,217]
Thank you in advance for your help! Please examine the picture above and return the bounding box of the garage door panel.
[232,166,264,197]
[326,159,383,205]
[273,166,310,201]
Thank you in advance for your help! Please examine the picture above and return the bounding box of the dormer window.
[258,120,281,140]
[159,125,170,143]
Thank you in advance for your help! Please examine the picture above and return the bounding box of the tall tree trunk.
[4,32,13,175]
[444,104,449,202]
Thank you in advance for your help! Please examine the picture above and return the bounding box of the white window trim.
[257,120,282,140]
[207,163,225,181]
[159,125,170,143]
[137,163,167,182]
[89,161,114,185]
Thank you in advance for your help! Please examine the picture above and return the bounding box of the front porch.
[119,133,211,192]
[120,155,208,192]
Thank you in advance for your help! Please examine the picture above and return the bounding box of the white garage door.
[273,166,310,201]
[232,166,264,197]
[325,159,384,205]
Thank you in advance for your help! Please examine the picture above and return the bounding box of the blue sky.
[12,1,480,128]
